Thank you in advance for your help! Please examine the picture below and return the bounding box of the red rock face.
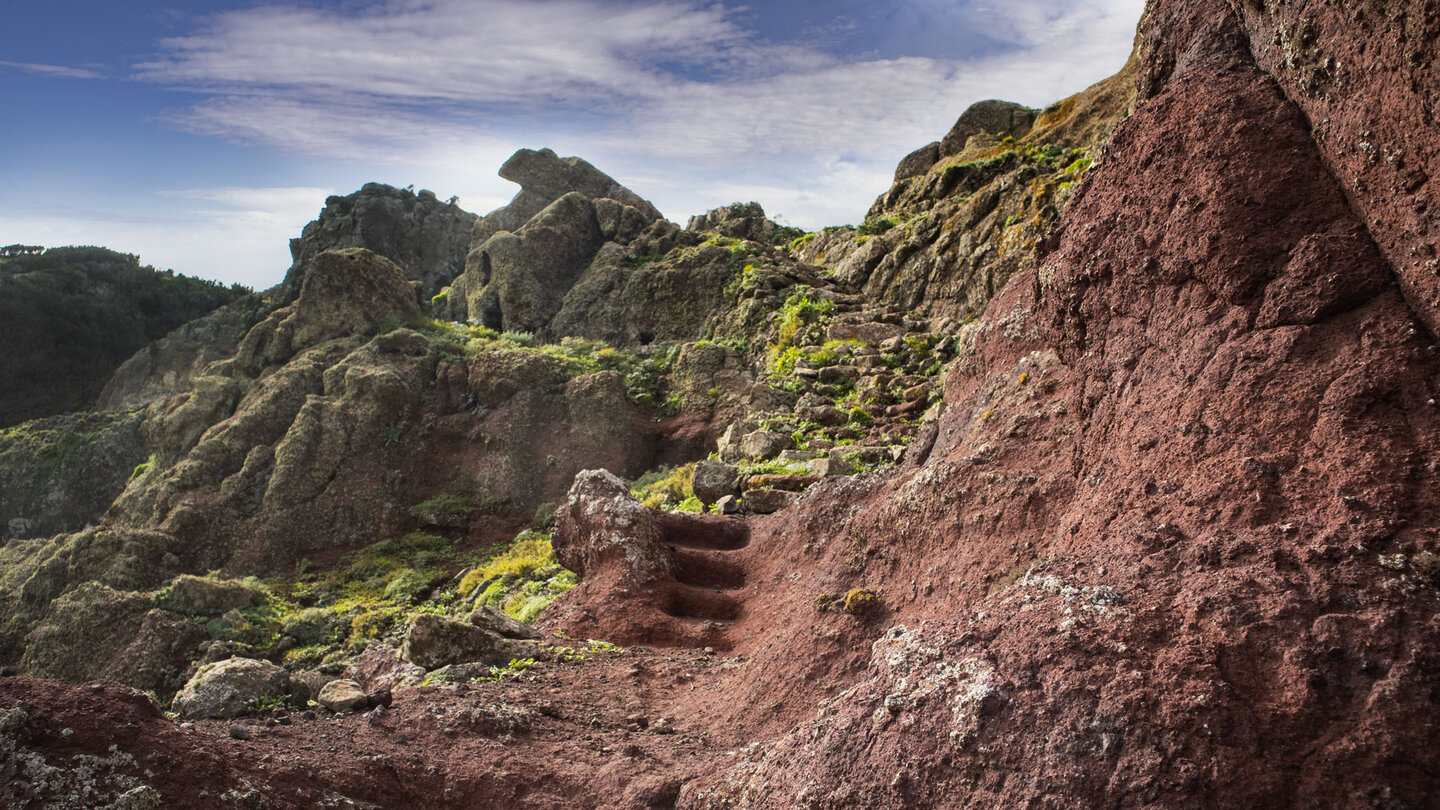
[6,2,1440,807]
[673,0,1440,806]
[1227,0,1440,336]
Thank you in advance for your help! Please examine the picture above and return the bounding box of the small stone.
[397,733,408,745]
[817,365,860,384]
[652,717,676,735]
[807,456,855,477]
[318,679,369,714]
[229,726,252,741]
[716,495,741,515]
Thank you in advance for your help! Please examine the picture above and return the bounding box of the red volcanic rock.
[674,0,1440,806]
[6,3,1440,808]
[551,469,751,649]
[1229,0,1440,338]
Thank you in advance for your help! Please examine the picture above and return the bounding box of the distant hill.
[0,245,248,426]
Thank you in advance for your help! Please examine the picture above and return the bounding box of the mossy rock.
[281,607,345,646]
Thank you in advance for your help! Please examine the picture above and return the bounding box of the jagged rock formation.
[0,245,698,690]
[446,149,767,345]
[283,183,479,301]
[470,147,664,246]
[3,0,1440,806]
[0,246,245,427]
[795,61,1136,323]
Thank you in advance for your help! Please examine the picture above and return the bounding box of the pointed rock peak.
[496,147,663,221]
[938,99,1038,158]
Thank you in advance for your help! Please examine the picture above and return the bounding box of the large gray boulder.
[400,613,542,670]
[473,148,663,244]
[460,192,604,333]
[691,460,740,507]
[283,183,478,300]
[170,657,290,719]
[551,469,672,586]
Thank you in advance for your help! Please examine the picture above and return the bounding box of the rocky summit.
[2,1,1439,808]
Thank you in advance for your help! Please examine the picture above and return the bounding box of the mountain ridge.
[1,0,1438,806]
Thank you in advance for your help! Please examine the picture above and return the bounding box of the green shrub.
[856,216,901,236]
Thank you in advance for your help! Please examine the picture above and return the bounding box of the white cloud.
[0,61,103,79]
[113,0,1144,280]
[0,187,341,289]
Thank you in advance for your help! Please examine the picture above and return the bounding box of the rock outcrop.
[95,297,274,412]
[674,1,1440,805]
[4,0,1440,806]
[170,657,289,720]
[283,183,478,301]
[470,148,663,246]
[795,60,1136,323]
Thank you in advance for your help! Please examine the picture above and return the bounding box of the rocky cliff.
[284,183,479,301]
[2,0,1439,807]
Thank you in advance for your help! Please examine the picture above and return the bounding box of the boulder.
[316,679,368,714]
[938,99,1038,158]
[551,470,672,585]
[283,183,478,301]
[740,430,791,461]
[797,406,849,427]
[807,457,855,477]
[400,613,541,671]
[743,489,800,514]
[498,148,662,221]
[346,644,427,693]
[171,657,290,720]
[470,604,543,640]
[691,459,740,507]
[827,321,903,346]
[167,575,257,615]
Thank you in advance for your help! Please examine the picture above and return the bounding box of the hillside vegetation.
[0,246,247,426]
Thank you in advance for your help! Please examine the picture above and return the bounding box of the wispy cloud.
[126,0,1143,263]
[0,60,103,79]
[0,186,342,289]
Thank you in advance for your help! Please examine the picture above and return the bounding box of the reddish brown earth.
[5,0,1440,807]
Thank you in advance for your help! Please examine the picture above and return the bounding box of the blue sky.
[1,0,1143,289]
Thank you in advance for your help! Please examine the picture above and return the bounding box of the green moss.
[409,493,477,524]
[130,454,154,480]
[630,463,697,511]
[766,288,836,373]
[787,232,817,250]
[456,530,578,621]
